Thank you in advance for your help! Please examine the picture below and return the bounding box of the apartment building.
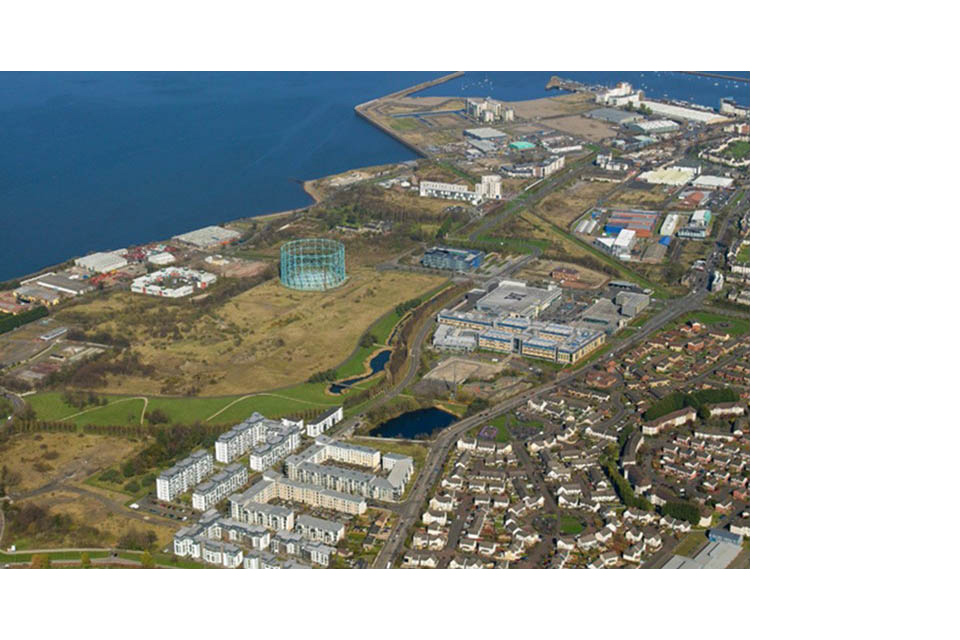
[296,514,345,545]
[305,406,344,437]
[192,463,248,511]
[156,450,214,502]
[215,412,303,465]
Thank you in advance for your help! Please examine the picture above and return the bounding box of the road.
[373,287,707,568]
[1,385,25,427]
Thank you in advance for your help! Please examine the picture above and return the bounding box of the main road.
[372,287,707,567]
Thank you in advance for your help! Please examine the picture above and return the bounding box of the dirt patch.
[423,356,506,385]
[540,114,618,142]
[513,258,610,290]
[0,432,143,494]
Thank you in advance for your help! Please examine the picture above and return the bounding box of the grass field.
[723,139,749,160]
[56,268,443,397]
[682,311,750,337]
[536,180,615,229]
[674,530,708,557]
[736,243,750,264]
[558,514,585,535]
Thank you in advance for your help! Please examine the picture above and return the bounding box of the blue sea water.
[0,71,748,281]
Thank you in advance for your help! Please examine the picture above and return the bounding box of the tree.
[141,551,155,569]
[662,501,700,525]
[31,554,51,569]
[80,552,91,569]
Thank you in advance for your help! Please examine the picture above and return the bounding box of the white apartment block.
[306,406,344,437]
[296,514,345,544]
[419,175,503,205]
[192,463,248,511]
[156,450,214,502]
[216,412,303,466]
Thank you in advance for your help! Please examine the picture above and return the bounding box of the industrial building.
[436,306,606,365]
[638,100,730,124]
[173,225,242,248]
[464,127,507,141]
[421,246,485,272]
[660,213,681,236]
[639,165,699,186]
[690,209,712,227]
[509,140,536,151]
[129,266,217,298]
[633,119,681,135]
[719,97,750,118]
[24,274,93,297]
[75,250,128,274]
[601,209,660,238]
[594,228,637,261]
[475,280,561,318]
[692,175,735,190]
[586,107,642,126]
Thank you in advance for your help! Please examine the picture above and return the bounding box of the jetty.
[677,71,749,83]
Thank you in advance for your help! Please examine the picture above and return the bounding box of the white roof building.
[692,175,734,190]
[75,251,127,274]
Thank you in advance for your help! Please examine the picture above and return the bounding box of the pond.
[369,407,458,440]
[328,349,392,394]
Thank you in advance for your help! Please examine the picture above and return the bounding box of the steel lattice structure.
[279,238,346,291]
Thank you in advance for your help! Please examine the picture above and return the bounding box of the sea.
[0,71,749,281]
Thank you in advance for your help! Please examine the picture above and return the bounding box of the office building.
[421,246,485,272]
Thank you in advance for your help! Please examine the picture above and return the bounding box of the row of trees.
[0,305,49,335]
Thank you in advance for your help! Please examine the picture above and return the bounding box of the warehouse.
[692,175,735,190]
[633,119,681,135]
[587,108,641,126]
[464,127,507,141]
[660,213,681,236]
[509,140,536,151]
[639,165,698,186]
[690,209,712,227]
[75,250,128,274]
[602,209,659,238]
[31,274,93,297]
[475,280,561,318]
[173,225,242,248]
[639,101,730,124]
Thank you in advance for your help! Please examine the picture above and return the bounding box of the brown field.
[0,432,143,494]
[57,268,444,396]
[540,115,617,141]
[506,93,596,119]
[423,356,506,385]
[514,258,610,289]
[377,97,465,115]
[607,186,672,207]
[20,489,176,548]
[535,180,617,229]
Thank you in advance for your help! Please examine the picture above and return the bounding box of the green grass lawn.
[681,311,750,337]
[674,531,707,558]
[723,139,749,160]
[558,515,584,535]
[736,243,750,264]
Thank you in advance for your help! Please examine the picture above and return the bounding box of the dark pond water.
[369,407,458,439]
[328,349,391,394]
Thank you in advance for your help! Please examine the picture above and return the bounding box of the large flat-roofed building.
[587,107,641,126]
[601,209,660,238]
[156,450,214,502]
[75,251,128,274]
[475,280,562,319]
[173,225,242,248]
[464,127,508,140]
[639,101,730,124]
[438,308,605,365]
[633,119,681,135]
[421,246,485,272]
[639,165,699,186]
[692,175,734,190]
[29,274,94,297]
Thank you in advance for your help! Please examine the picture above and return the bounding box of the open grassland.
[57,269,443,397]
[506,93,596,119]
[537,180,617,229]
[607,186,672,207]
[0,431,143,494]
[680,311,750,336]
[723,139,750,160]
[736,243,750,264]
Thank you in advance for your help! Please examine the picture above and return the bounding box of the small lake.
[329,349,391,393]
[369,407,458,440]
